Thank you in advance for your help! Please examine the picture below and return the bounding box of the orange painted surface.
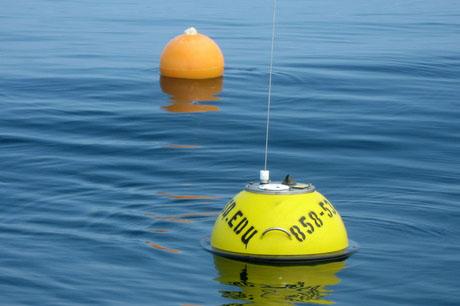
[160,31,224,79]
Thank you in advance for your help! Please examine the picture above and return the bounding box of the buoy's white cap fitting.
[184,27,198,35]
[260,170,270,184]
[258,183,290,191]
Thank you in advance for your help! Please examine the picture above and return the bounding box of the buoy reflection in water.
[213,256,344,305]
[160,76,223,113]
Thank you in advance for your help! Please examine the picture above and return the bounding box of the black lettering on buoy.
[241,226,258,248]
[233,217,248,234]
[299,216,315,234]
[221,200,236,219]
[228,210,243,228]
[309,211,323,227]
[290,225,306,242]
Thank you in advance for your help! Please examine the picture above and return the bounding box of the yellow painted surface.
[211,189,349,256]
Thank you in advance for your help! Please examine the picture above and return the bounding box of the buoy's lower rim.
[201,236,358,265]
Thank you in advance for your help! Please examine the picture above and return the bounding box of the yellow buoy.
[214,255,345,305]
[200,0,356,264]
[204,171,357,263]
[160,27,224,79]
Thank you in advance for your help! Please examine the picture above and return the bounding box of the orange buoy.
[160,27,224,79]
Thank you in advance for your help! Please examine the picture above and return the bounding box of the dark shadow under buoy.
[213,255,345,305]
[160,76,223,113]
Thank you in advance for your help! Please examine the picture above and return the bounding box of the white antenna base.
[260,170,270,184]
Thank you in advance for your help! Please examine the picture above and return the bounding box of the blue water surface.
[1,0,460,305]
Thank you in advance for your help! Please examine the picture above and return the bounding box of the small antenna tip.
[260,170,270,184]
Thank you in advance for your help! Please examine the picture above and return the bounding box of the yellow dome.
[208,180,356,263]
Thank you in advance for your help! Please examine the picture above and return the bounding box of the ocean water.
[1,0,460,305]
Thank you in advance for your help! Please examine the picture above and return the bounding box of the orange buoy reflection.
[145,241,181,254]
[213,256,345,305]
[165,144,201,149]
[157,191,221,201]
[145,211,219,225]
[160,76,223,113]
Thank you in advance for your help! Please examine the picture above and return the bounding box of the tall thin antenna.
[263,0,277,171]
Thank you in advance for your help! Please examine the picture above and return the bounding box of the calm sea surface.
[1,0,460,305]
